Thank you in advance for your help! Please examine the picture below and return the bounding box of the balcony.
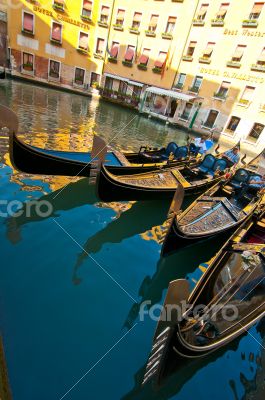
[251,63,265,72]
[145,30,156,37]
[94,52,104,60]
[50,38,62,46]
[129,27,140,35]
[242,19,258,27]
[211,18,224,27]
[213,91,227,101]
[193,19,205,26]
[77,47,88,55]
[21,28,34,37]
[52,2,64,12]
[113,23,124,31]
[199,56,211,64]
[152,67,162,74]
[98,20,108,28]
[122,60,133,67]
[137,64,148,71]
[182,55,193,61]
[237,99,250,107]
[174,83,184,90]
[161,32,173,39]
[80,14,92,23]
[226,60,241,68]
[188,86,199,93]
[108,56,118,63]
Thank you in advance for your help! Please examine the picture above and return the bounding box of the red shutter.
[23,13,33,32]
[110,43,119,57]
[154,52,167,68]
[83,0,92,10]
[52,23,62,41]
[124,47,135,61]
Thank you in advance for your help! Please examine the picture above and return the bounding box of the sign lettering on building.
[33,6,90,30]
[224,29,265,37]
[200,67,264,84]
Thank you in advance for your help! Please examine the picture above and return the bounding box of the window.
[239,86,255,105]
[115,9,125,25]
[196,4,209,20]
[232,45,246,61]
[202,42,215,59]
[22,52,34,71]
[249,2,264,19]
[204,110,219,129]
[74,67,85,85]
[191,75,203,91]
[247,123,264,142]
[49,60,60,79]
[82,1,92,19]
[257,48,265,65]
[23,12,34,34]
[132,12,142,29]
[226,116,240,133]
[109,42,119,58]
[138,48,150,65]
[124,45,135,62]
[78,32,89,51]
[154,51,167,68]
[104,76,113,91]
[215,81,230,98]
[148,14,159,31]
[181,103,193,120]
[216,3,229,19]
[165,16,177,33]
[175,73,186,89]
[186,41,197,56]
[95,38,105,55]
[90,72,100,87]
[51,22,62,43]
[100,6,110,23]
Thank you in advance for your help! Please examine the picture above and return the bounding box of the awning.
[139,54,149,64]
[124,47,135,61]
[83,0,92,11]
[252,3,264,14]
[110,43,119,58]
[145,87,200,101]
[133,12,142,21]
[128,81,144,87]
[117,9,125,19]
[168,16,177,23]
[101,6,109,15]
[154,52,167,68]
[104,73,129,82]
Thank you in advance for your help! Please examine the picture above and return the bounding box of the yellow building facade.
[5,0,265,155]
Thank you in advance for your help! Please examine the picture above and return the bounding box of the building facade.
[5,0,265,155]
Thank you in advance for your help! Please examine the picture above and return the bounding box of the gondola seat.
[207,158,228,176]
[197,154,216,174]
[189,143,199,156]
[174,146,189,160]
[160,142,179,160]
[230,169,250,189]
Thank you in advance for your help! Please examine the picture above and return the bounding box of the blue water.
[0,80,264,400]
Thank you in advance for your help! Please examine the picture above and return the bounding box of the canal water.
[0,79,264,400]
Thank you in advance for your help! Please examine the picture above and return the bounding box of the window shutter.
[23,13,33,32]
[52,23,62,41]
[79,32,88,49]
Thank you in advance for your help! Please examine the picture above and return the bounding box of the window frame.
[50,20,63,44]
[21,51,34,72]
[78,30,89,51]
[22,10,35,34]
[74,66,86,86]
[203,109,219,129]
[100,4,110,23]
[246,122,264,143]
[81,0,93,19]
[95,37,105,55]
[48,58,61,79]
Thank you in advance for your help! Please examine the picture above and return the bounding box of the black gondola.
[97,148,240,202]
[162,152,265,256]
[143,205,265,386]
[2,103,204,176]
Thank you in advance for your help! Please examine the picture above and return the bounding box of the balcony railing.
[213,91,227,100]
[211,18,224,27]
[94,52,104,59]
[137,64,148,70]
[199,56,211,64]
[80,14,92,22]
[53,2,64,12]
[122,60,133,67]
[77,47,88,55]
[182,55,193,61]
[188,86,200,93]
[145,30,156,37]
[251,63,265,72]
[50,38,62,46]
[108,56,118,63]
[161,32,173,39]
[242,19,258,27]
[152,67,162,74]
[113,23,124,31]
[193,19,205,26]
[98,20,108,28]
[227,60,241,68]
[174,83,184,90]
[129,27,140,34]
[238,99,250,107]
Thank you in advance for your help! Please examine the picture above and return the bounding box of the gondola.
[97,146,239,202]
[3,104,204,176]
[162,151,265,256]
[143,205,265,386]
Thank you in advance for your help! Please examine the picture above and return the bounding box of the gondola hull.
[9,129,200,177]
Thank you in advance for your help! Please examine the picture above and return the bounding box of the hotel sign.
[33,6,90,30]
[224,29,265,37]
[200,67,264,84]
